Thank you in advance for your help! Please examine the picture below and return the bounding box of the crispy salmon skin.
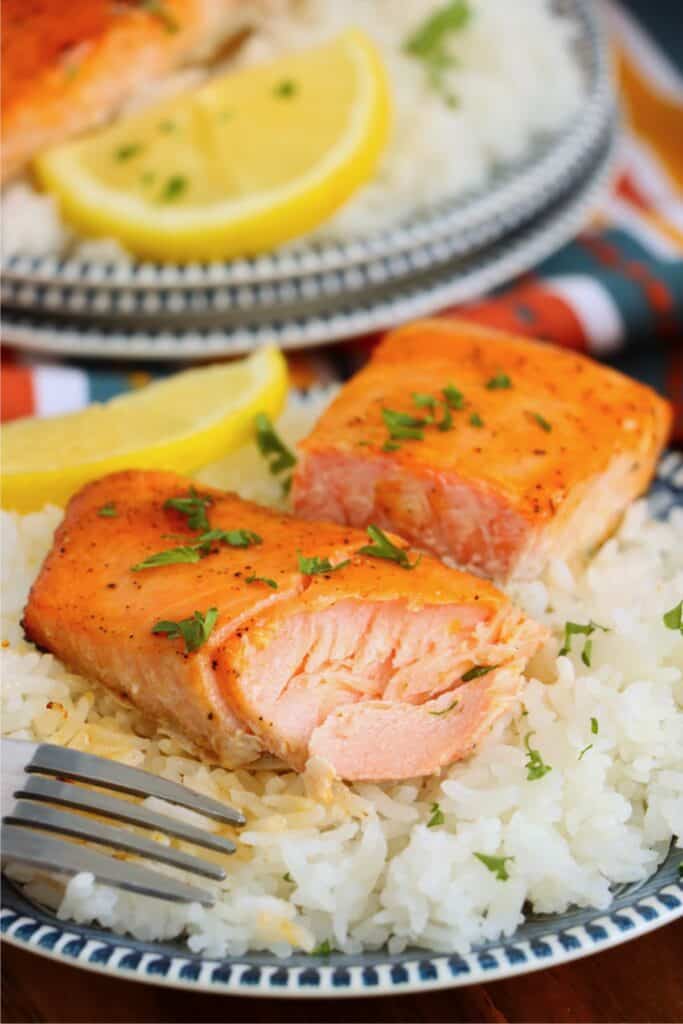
[22,470,547,781]
[1,0,262,182]
[292,319,672,581]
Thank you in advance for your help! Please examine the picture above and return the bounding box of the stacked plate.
[1,0,616,360]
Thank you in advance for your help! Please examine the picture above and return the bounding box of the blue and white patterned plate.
[2,453,681,997]
[1,0,612,297]
[0,121,617,360]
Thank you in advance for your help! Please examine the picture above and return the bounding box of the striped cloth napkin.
[2,0,682,440]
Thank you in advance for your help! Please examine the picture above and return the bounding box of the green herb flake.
[663,600,683,634]
[474,852,514,881]
[199,528,262,549]
[382,407,426,441]
[382,440,401,452]
[428,699,459,717]
[436,403,453,432]
[461,664,497,682]
[485,372,512,390]
[97,502,118,518]
[115,143,143,162]
[524,732,552,781]
[559,620,609,665]
[442,383,465,410]
[311,940,331,957]
[427,802,445,828]
[132,545,203,571]
[152,607,218,653]
[274,78,298,99]
[357,524,421,570]
[160,175,187,201]
[591,716,599,735]
[403,0,470,104]
[246,574,278,589]
[140,0,179,33]
[283,872,293,883]
[164,487,213,532]
[469,412,484,428]
[412,392,437,412]
[528,411,552,433]
[158,119,176,133]
[578,743,593,761]
[254,412,297,475]
[297,551,350,576]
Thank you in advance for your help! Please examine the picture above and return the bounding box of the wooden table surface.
[3,918,681,1023]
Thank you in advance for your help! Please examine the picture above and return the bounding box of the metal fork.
[1,739,245,906]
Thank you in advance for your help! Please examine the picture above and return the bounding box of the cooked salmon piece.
[22,469,547,781]
[292,319,672,582]
[2,0,267,182]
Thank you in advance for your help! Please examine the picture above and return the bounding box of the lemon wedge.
[1,347,288,512]
[34,31,391,261]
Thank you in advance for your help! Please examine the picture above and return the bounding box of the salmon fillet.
[2,0,267,183]
[22,470,547,781]
[292,319,672,582]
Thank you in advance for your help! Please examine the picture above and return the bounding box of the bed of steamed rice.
[1,389,681,956]
[1,0,585,260]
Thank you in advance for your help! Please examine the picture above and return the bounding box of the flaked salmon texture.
[292,319,672,582]
[22,470,547,781]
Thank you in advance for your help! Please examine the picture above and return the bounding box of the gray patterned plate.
[2,453,681,997]
[1,0,612,295]
[0,119,617,360]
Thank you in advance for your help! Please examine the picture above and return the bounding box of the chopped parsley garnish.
[246,574,278,589]
[485,373,512,390]
[283,872,293,883]
[578,744,593,761]
[382,408,427,441]
[297,551,350,575]
[132,545,203,571]
[461,664,496,682]
[254,412,297,476]
[382,440,401,452]
[281,475,293,498]
[528,411,552,433]
[274,78,298,98]
[152,607,218,653]
[131,527,260,571]
[559,620,609,666]
[591,717,599,735]
[164,487,213,531]
[663,600,683,634]
[403,0,470,105]
[413,392,437,412]
[97,502,118,518]
[357,525,421,570]
[311,940,331,957]
[427,802,445,828]
[428,699,459,717]
[436,404,453,432]
[200,528,262,549]
[140,0,179,33]
[524,732,552,781]
[115,143,143,162]
[160,175,187,201]
[469,412,484,428]
[442,384,465,410]
[474,852,514,881]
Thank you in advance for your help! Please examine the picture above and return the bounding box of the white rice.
[2,390,682,957]
[1,0,584,259]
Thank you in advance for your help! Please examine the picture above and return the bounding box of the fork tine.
[16,776,237,855]
[1,824,215,906]
[26,743,246,826]
[6,801,226,881]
